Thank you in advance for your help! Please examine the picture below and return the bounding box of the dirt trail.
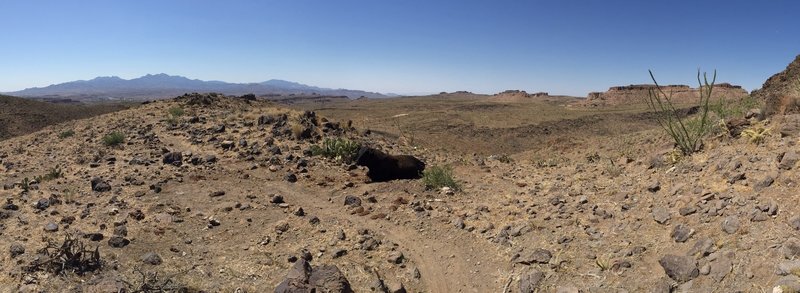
[262,179,512,293]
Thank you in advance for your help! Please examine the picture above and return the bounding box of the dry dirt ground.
[2,92,800,293]
[0,95,131,141]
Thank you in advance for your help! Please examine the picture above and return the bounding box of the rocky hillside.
[2,91,800,292]
[580,83,748,107]
[753,54,800,115]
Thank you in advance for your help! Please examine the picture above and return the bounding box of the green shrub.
[310,138,361,163]
[710,95,761,120]
[38,168,63,182]
[422,165,459,191]
[168,107,185,118]
[645,70,715,155]
[58,130,75,139]
[102,132,125,146]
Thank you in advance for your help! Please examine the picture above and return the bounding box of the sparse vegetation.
[102,131,125,146]
[422,165,459,191]
[168,107,185,118]
[741,125,771,144]
[710,95,760,120]
[20,177,31,192]
[58,130,75,139]
[25,234,102,276]
[35,168,63,182]
[645,70,716,155]
[310,137,361,163]
[166,107,185,126]
[121,268,189,292]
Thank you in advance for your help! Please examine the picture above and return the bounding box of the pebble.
[671,224,694,243]
[43,222,58,232]
[721,216,740,234]
[652,207,670,224]
[141,252,162,265]
[9,243,25,258]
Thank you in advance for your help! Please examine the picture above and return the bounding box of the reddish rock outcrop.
[579,83,748,107]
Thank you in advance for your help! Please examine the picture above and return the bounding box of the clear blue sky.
[1,0,798,96]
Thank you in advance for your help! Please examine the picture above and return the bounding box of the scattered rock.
[162,152,183,166]
[721,216,740,234]
[519,270,545,293]
[780,151,799,170]
[652,207,670,224]
[141,252,162,265]
[387,251,404,264]
[108,236,130,248]
[659,254,699,283]
[91,177,111,192]
[271,194,285,204]
[784,238,800,259]
[709,252,733,282]
[648,181,661,192]
[43,222,58,232]
[671,224,694,243]
[344,195,362,207]
[9,243,25,258]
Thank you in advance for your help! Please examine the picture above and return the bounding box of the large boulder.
[275,260,353,293]
[753,54,800,115]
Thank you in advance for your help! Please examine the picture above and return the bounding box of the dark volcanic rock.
[91,177,111,192]
[162,151,183,166]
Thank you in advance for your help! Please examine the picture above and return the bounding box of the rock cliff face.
[752,54,800,115]
[580,83,748,107]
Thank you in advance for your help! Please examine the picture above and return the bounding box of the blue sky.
[1,0,798,96]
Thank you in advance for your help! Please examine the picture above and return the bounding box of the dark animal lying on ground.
[355,147,425,182]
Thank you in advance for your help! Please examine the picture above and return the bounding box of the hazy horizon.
[1,0,799,96]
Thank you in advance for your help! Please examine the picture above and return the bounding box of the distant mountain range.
[5,74,389,101]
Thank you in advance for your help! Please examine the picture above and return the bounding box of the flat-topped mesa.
[608,84,690,91]
[580,83,748,107]
[494,90,549,98]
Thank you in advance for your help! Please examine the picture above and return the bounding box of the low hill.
[0,94,129,140]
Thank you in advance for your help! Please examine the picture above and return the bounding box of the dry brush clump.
[25,234,102,276]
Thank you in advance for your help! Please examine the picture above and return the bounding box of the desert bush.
[645,70,716,155]
[25,234,102,276]
[20,177,31,192]
[102,132,125,146]
[58,130,75,139]
[310,138,361,162]
[422,165,459,191]
[36,168,63,182]
[168,107,185,118]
